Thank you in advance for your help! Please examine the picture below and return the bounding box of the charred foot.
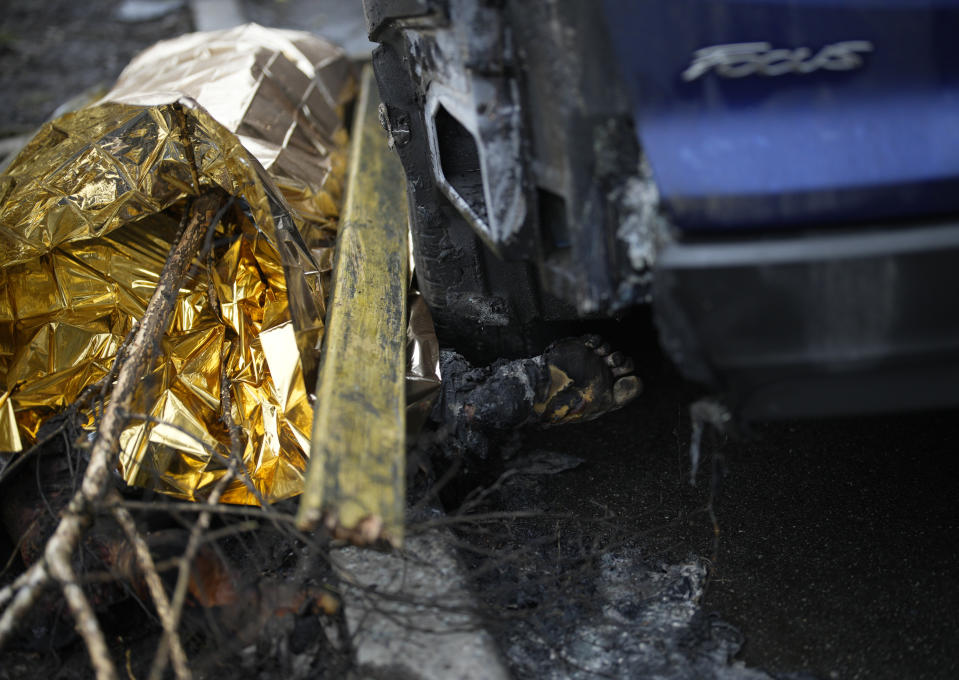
[534,335,642,426]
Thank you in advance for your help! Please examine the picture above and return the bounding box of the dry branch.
[146,452,236,680]
[110,494,191,680]
[0,561,47,642]
[145,337,247,680]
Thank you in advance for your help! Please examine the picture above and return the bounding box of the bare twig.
[0,518,37,581]
[0,561,47,642]
[54,564,116,680]
[110,492,191,680]
[145,461,236,680]
[146,350,245,680]
[112,499,295,522]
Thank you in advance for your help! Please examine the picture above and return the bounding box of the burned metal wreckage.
[366,0,959,420]
[370,0,656,363]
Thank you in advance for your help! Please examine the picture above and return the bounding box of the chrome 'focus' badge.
[682,41,874,82]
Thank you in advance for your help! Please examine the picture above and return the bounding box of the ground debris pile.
[1,416,351,680]
[0,23,359,679]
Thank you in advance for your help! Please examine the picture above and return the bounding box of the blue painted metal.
[600,0,959,230]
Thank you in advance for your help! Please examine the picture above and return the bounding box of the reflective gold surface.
[406,292,442,437]
[0,25,354,504]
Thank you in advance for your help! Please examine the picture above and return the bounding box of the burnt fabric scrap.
[0,24,355,504]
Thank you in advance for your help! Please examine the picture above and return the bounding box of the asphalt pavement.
[517,340,959,680]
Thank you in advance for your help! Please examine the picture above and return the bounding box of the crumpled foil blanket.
[0,24,414,504]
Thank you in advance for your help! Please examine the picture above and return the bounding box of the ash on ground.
[418,437,813,680]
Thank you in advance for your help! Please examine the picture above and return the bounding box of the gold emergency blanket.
[0,24,356,504]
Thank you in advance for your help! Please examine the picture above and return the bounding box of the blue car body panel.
[601,0,959,231]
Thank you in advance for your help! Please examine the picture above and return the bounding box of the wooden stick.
[296,66,409,546]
